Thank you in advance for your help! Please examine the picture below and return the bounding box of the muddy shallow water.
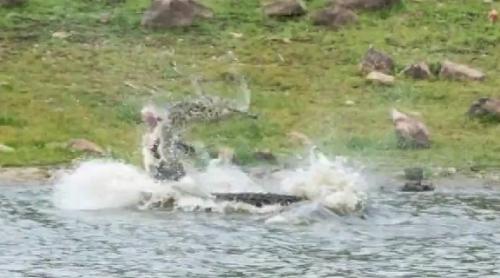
[1,180,499,277]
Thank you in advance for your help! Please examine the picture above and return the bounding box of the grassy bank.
[1,0,499,171]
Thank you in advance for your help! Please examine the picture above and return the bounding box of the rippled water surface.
[1,183,500,277]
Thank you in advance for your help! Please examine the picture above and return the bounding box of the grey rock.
[311,6,357,29]
[391,109,430,149]
[366,71,395,85]
[360,47,395,75]
[141,0,214,28]
[401,180,435,192]
[263,0,307,17]
[402,62,432,80]
[468,97,500,120]
[0,167,52,184]
[67,139,105,155]
[439,60,485,81]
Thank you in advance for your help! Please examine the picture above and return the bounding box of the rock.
[141,0,214,28]
[401,180,435,192]
[0,167,52,184]
[254,150,277,163]
[263,0,307,17]
[311,6,357,29]
[366,71,395,85]
[213,192,304,207]
[468,97,500,120]
[446,167,457,175]
[404,167,424,181]
[401,62,432,80]
[0,144,15,153]
[360,47,395,75]
[391,109,430,149]
[345,100,355,106]
[229,32,243,38]
[52,31,71,39]
[0,0,26,7]
[67,139,105,155]
[439,60,485,81]
[336,0,401,10]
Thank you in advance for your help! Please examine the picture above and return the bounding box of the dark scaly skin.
[155,95,254,181]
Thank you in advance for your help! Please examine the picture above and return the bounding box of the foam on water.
[53,150,367,218]
[278,150,367,215]
[53,160,160,210]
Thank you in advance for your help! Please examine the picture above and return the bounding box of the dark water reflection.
[1,184,499,277]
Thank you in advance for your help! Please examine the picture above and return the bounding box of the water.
[1,162,500,277]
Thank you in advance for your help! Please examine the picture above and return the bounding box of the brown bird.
[391,108,430,149]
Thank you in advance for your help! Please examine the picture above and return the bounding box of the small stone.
[446,167,457,175]
[360,47,395,75]
[52,31,71,39]
[311,6,357,29]
[0,144,15,153]
[0,167,52,184]
[229,32,243,38]
[402,180,435,192]
[439,60,485,81]
[263,0,307,17]
[366,71,395,85]
[401,62,432,80]
[391,108,430,149]
[470,165,482,172]
[468,97,500,120]
[345,100,355,106]
[67,139,105,155]
[141,0,214,28]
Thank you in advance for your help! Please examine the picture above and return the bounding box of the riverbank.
[1,0,500,170]
[2,162,500,187]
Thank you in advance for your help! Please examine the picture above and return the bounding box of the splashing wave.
[53,151,367,219]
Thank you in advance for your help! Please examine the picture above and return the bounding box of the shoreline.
[1,161,499,186]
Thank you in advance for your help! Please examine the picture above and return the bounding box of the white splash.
[278,150,367,215]
[53,150,367,218]
[53,160,161,210]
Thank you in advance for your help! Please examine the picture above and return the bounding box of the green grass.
[1,0,500,171]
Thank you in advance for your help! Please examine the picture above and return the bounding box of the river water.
[1,160,500,277]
